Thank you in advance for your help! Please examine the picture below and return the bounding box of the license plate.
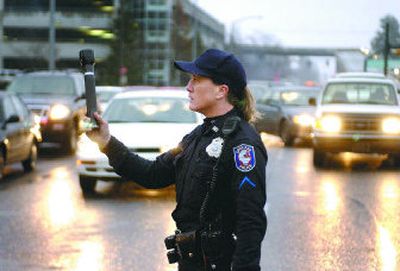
[52,123,65,130]
[351,142,370,152]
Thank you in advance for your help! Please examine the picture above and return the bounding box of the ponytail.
[228,87,259,123]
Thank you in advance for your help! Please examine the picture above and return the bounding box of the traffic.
[0,69,400,270]
[0,1,400,270]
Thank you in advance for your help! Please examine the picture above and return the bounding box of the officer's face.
[186,75,223,116]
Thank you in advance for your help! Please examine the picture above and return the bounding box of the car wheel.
[22,143,37,172]
[313,148,327,168]
[63,126,77,154]
[280,121,294,146]
[389,154,400,167]
[79,176,96,195]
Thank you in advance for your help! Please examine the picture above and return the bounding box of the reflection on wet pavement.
[3,140,400,270]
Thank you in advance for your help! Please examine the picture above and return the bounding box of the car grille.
[336,113,384,132]
[28,105,50,117]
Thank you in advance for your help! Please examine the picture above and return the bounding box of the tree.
[97,1,144,85]
[371,15,400,54]
[170,0,206,86]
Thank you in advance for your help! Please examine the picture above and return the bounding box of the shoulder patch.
[233,144,256,172]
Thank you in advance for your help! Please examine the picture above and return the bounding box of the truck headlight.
[293,114,314,127]
[382,117,400,134]
[49,104,71,120]
[317,115,342,133]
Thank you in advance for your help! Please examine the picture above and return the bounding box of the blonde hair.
[228,86,259,123]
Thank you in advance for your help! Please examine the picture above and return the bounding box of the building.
[0,0,224,86]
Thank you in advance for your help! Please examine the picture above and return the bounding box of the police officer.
[87,48,267,271]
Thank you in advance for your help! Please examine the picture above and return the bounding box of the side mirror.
[2,114,20,129]
[6,114,20,123]
[74,93,85,102]
[308,97,316,106]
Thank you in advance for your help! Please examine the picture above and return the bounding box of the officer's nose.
[186,79,194,93]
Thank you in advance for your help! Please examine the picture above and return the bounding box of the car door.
[2,95,24,163]
[269,90,284,133]
[11,95,33,159]
[256,89,281,134]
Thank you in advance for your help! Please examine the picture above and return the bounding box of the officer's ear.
[216,84,229,100]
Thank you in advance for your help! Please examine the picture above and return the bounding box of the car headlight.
[293,114,314,127]
[316,115,342,133]
[49,104,71,120]
[382,117,400,134]
[32,113,41,125]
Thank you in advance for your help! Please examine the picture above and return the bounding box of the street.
[1,137,399,271]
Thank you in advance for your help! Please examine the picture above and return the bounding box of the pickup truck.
[311,73,400,167]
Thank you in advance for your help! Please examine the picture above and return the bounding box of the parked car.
[254,85,321,146]
[6,71,87,154]
[0,92,42,179]
[311,73,400,167]
[96,85,124,111]
[76,89,203,194]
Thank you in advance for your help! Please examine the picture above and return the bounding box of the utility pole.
[383,22,389,76]
[49,0,56,70]
[229,16,262,53]
[191,0,198,59]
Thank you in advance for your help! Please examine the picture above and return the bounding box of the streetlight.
[229,15,263,51]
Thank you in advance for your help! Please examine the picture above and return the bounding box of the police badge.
[206,137,224,158]
[233,144,256,172]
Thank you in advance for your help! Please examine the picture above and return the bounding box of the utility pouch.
[164,230,198,264]
[200,229,224,259]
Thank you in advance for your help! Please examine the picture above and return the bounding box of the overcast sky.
[195,0,400,49]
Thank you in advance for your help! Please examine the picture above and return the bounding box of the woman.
[87,48,267,271]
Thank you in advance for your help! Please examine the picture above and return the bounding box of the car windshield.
[248,84,269,102]
[7,76,75,95]
[280,90,318,106]
[97,91,119,103]
[322,83,397,105]
[103,97,197,123]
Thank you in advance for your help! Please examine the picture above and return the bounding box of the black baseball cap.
[174,48,247,100]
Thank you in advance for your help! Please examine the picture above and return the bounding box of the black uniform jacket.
[102,108,267,271]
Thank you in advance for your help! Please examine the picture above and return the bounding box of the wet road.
[1,138,400,271]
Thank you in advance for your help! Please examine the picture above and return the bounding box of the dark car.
[254,85,321,146]
[6,71,86,154]
[0,92,41,179]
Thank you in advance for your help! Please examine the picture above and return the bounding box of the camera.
[164,230,198,264]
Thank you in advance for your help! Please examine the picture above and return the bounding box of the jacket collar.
[202,108,241,134]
